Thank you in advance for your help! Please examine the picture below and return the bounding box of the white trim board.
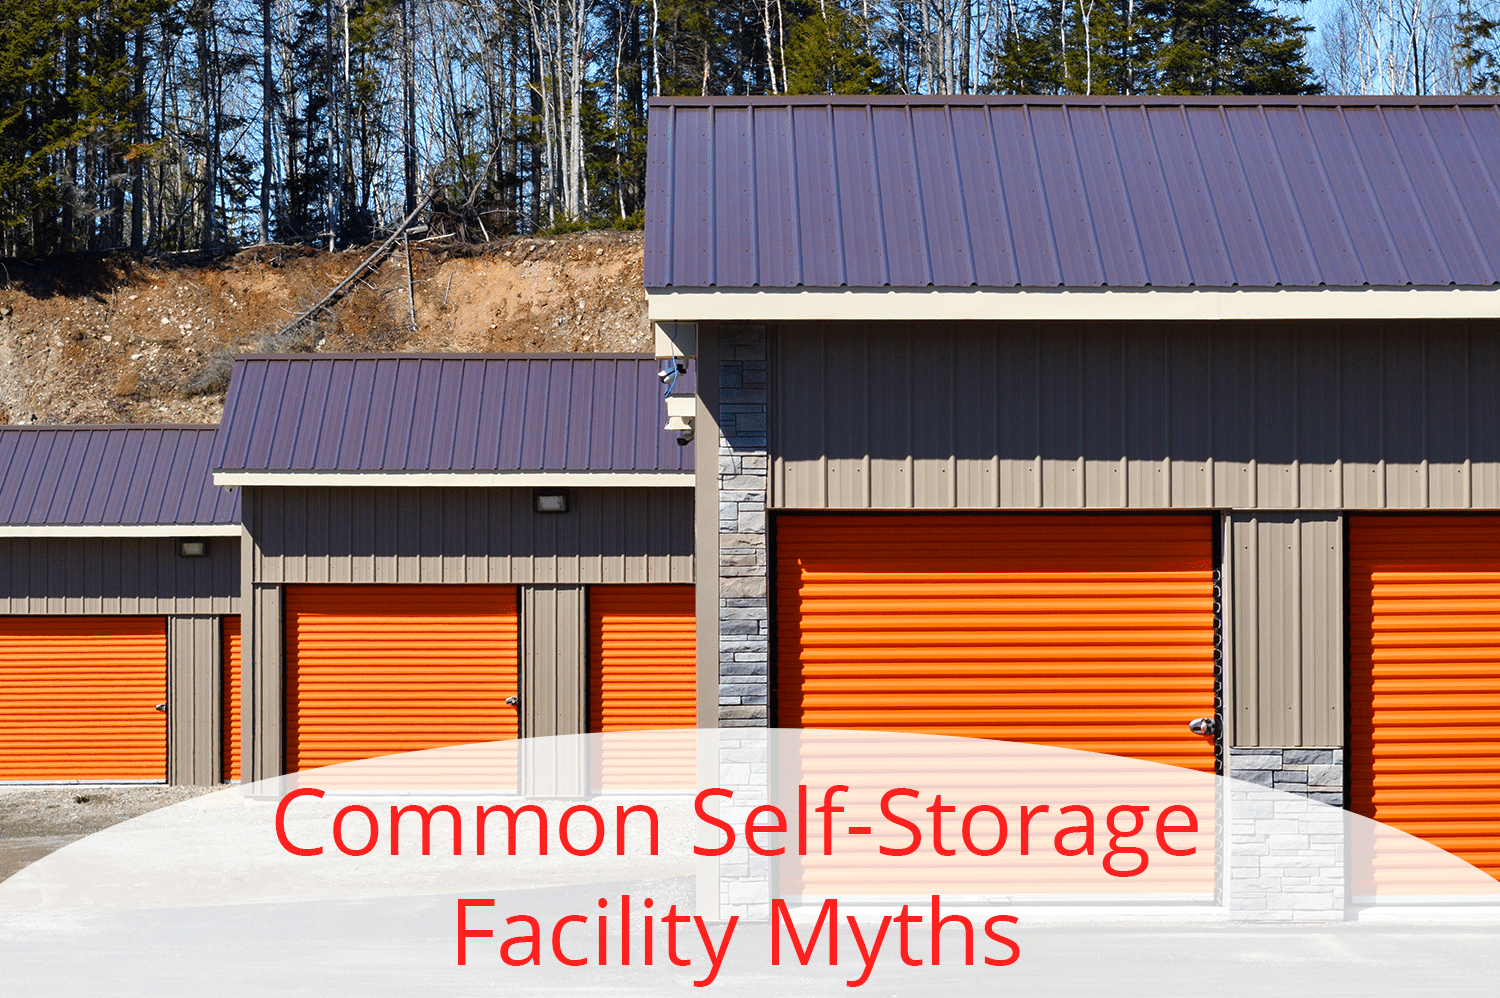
[212,470,696,488]
[0,524,241,538]
[647,285,1500,322]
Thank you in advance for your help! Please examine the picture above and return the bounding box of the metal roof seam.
[1297,103,1370,286]
[1435,105,1500,283]
[1020,103,1067,287]
[829,104,850,289]
[748,104,762,287]
[867,103,893,288]
[1061,104,1112,287]
[1375,105,1457,283]
[982,106,1023,287]
[944,104,980,289]
[1098,105,1152,286]
[1218,104,1286,287]
[1177,103,1236,286]
[1338,104,1416,283]
[904,103,937,288]
[788,104,806,287]
[1256,102,1321,285]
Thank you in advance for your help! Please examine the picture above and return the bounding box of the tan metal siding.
[166,616,221,786]
[246,584,283,782]
[0,537,239,614]
[1229,514,1345,748]
[248,486,693,585]
[0,617,167,780]
[773,320,1500,511]
[519,586,587,739]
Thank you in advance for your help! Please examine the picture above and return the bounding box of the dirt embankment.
[0,229,649,426]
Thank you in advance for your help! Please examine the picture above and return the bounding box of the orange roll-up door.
[1350,516,1500,884]
[776,514,1217,771]
[222,616,241,782]
[0,617,167,781]
[285,585,519,772]
[589,585,696,731]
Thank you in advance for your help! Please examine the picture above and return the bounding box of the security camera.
[676,428,694,445]
[658,361,685,383]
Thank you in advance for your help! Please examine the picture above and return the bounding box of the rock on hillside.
[0,229,648,426]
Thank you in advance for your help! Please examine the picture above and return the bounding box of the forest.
[3,0,1500,257]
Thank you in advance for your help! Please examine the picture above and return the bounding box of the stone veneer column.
[1226,747,1348,921]
[716,325,769,727]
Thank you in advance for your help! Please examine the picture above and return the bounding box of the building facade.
[647,95,1500,884]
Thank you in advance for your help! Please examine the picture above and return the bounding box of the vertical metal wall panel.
[1229,514,1345,748]
[519,586,587,739]
[0,537,239,614]
[696,323,722,729]
[772,320,1500,511]
[247,584,283,782]
[1296,333,1343,510]
[1471,333,1500,507]
[166,615,221,786]
[249,487,692,584]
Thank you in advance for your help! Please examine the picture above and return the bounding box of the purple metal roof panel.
[212,355,692,474]
[646,95,1500,289]
[0,426,238,526]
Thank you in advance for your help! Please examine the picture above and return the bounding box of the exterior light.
[178,539,208,558]
[534,492,568,514]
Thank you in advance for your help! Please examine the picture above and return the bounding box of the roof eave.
[646,285,1500,323]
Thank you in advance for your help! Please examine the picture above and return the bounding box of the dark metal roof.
[0,425,240,526]
[212,354,694,473]
[645,96,1500,290]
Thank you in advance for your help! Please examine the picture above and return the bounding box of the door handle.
[1187,716,1217,736]
[504,696,520,707]
[154,703,168,714]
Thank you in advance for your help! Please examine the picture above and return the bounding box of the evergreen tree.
[1145,0,1321,94]
[784,5,887,95]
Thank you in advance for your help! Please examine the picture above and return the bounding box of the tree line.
[1,0,1498,258]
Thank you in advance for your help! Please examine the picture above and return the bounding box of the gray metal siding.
[166,616,222,786]
[0,537,240,614]
[773,320,1500,511]
[246,584,283,781]
[1229,514,1345,749]
[248,487,693,585]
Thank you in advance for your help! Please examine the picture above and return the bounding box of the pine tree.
[783,5,886,96]
[1145,0,1321,95]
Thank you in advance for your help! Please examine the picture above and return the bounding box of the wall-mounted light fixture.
[534,491,569,514]
[178,538,209,558]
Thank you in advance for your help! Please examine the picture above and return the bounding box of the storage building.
[646,95,1500,881]
[0,425,240,784]
[210,354,696,783]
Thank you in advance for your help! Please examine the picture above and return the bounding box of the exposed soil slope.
[0,229,648,426]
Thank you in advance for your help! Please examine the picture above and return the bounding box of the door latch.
[504,696,520,707]
[1187,716,1217,737]
[154,703,168,713]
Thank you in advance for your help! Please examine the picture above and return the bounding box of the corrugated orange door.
[285,585,519,772]
[0,617,167,780]
[222,616,241,782]
[1350,517,1500,883]
[589,585,696,731]
[776,514,1218,771]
